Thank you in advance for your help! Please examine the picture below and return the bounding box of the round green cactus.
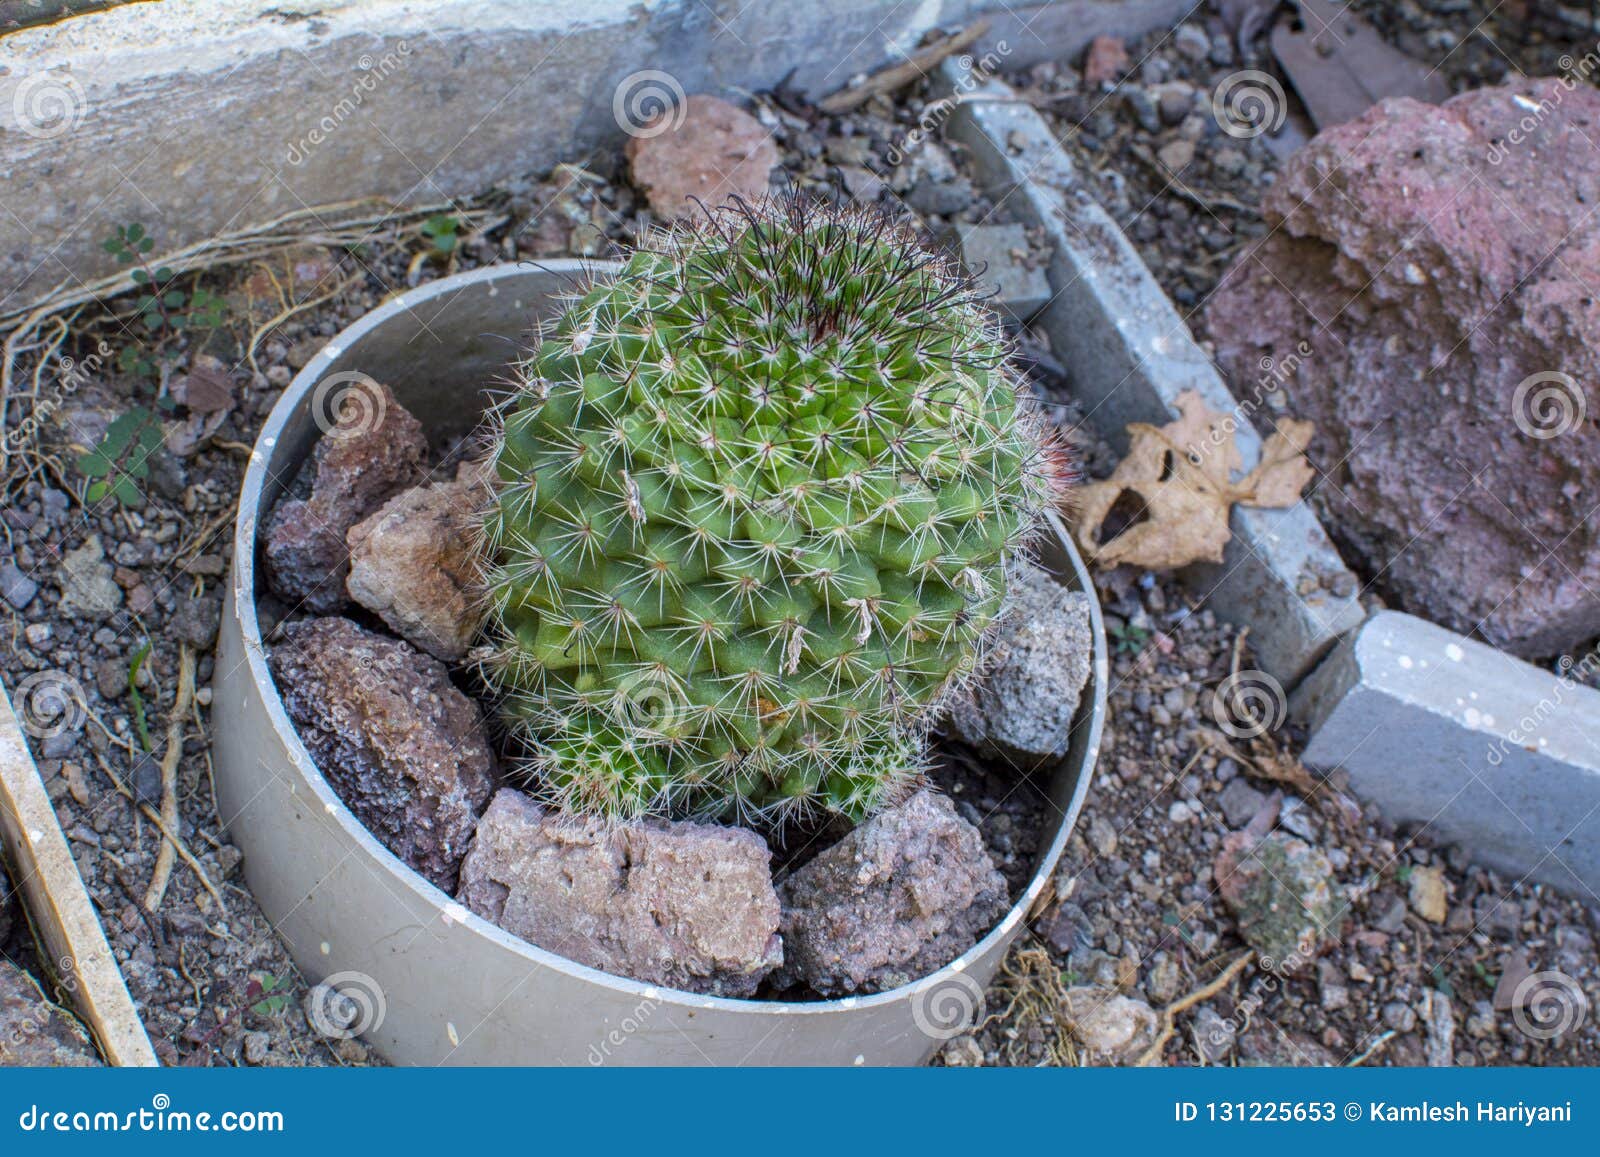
[478,199,1055,824]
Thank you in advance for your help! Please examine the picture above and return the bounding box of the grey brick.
[1294,611,1600,896]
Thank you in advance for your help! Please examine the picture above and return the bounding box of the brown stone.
[1083,35,1130,87]
[1206,78,1600,656]
[625,94,777,220]
[346,461,490,661]
[263,380,427,614]
[268,616,495,891]
[457,789,782,997]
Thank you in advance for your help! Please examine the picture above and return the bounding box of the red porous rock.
[1206,77,1600,656]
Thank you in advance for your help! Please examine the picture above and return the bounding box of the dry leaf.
[1071,390,1316,570]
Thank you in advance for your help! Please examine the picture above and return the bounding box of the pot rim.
[234,258,1107,1017]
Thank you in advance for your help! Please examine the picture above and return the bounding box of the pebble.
[242,1031,270,1065]
[1383,1001,1419,1033]
[0,562,38,610]
[1173,23,1211,61]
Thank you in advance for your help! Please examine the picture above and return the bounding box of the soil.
[3,5,1597,1066]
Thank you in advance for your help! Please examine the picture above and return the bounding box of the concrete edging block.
[0,0,1197,306]
[939,61,1364,686]
[1293,612,1600,894]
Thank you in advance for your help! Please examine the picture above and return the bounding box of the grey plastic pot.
[212,259,1107,1066]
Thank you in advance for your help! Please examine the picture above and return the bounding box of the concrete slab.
[0,0,1196,308]
[940,61,1364,685]
[957,222,1053,322]
[1294,611,1600,896]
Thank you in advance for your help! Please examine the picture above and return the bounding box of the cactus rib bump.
[478,198,1058,824]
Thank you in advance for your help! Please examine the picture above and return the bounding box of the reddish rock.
[776,789,1007,995]
[1083,35,1130,87]
[457,789,782,997]
[263,381,427,614]
[269,617,495,891]
[346,461,490,661]
[625,94,777,220]
[1206,78,1600,656]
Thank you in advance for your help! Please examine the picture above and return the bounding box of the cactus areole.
[479,200,1056,824]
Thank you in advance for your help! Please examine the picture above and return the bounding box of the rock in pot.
[268,616,495,891]
[345,460,490,661]
[946,561,1094,766]
[776,789,1008,995]
[263,380,427,614]
[456,789,782,998]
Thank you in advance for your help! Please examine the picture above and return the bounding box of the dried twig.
[91,747,225,913]
[142,644,196,912]
[1136,950,1254,1066]
[818,21,991,113]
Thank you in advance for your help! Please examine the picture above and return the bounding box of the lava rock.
[263,381,427,614]
[1214,831,1342,969]
[775,789,1008,994]
[268,617,495,891]
[345,462,489,661]
[0,961,102,1066]
[56,535,122,618]
[1207,78,1600,656]
[625,94,777,221]
[947,562,1094,767]
[457,789,782,997]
